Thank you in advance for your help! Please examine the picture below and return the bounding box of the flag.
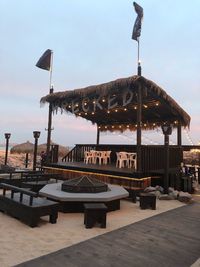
[36,49,52,71]
[132,2,143,41]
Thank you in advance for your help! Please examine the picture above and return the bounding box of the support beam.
[96,126,100,145]
[136,84,142,173]
[177,124,182,146]
[177,124,183,191]
[164,134,169,194]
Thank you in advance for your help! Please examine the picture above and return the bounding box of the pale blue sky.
[0,0,199,146]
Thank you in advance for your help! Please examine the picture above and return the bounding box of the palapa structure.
[10,141,34,168]
[40,75,190,133]
[40,75,191,191]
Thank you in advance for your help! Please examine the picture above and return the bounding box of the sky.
[0,0,200,147]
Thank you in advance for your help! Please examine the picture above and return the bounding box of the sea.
[0,146,12,151]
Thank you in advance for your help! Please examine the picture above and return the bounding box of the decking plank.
[15,203,200,267]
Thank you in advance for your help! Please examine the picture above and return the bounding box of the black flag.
[36,49,52,71]
[132,2,143,41]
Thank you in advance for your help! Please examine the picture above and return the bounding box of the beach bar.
[40,75,190,192]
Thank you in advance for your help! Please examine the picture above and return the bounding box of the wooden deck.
[15,201,200,267]
[44,161,180,190]
[47,161,141,177]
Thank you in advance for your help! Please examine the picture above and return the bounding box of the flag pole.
[132,1,143,174]
[136,37,142,173]
[137,39,141,76]
[46,51,54,162]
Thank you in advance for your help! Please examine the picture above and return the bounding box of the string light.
[102,98,106,102]
[124,108,127,111]
[107,110,110,114]
[184,129,194,145]
[115,109,118,112]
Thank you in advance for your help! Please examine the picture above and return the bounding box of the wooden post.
[96,125,100,145]
[136,84,142,173]
[25,153,29,168]
[177,123,182,191]
[164,134,169,194]
[161,124,172,194]
[177,124,182,146]
[46,87,54,162]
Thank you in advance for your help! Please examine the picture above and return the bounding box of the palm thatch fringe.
[40,75,190,131]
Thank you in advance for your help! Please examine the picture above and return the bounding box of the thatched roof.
[40,75,190,132]
[38,142,69,157]
[10,141,34,154]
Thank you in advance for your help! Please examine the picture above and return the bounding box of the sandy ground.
[0,150,32,169]
[0,149,191,266]
[0,198,185,267]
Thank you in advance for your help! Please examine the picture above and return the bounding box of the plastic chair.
[90,150,97,164]
[105,151,112,164]
[128,153,137,169]
[116,152,129,168]
[84,151,93,164]
[96,151,108,165]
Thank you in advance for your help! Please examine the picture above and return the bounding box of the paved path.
[16,202,200,267]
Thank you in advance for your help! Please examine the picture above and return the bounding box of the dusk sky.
[0,0,200,147]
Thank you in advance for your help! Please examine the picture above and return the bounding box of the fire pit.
[40,176,129,213]
[61,176,108,193]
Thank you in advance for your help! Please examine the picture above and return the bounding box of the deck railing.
[62,144,183,173]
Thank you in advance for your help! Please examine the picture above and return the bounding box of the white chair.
[128,153,137,169]
[105,151,111,164]
[116,152,129,168]
[90,150,97,164]
[84,151,93,164]
[96,151,108,165]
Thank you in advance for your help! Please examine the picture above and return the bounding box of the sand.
[0,149,187,266]
[0,198,185,267]
[0,150,31,169]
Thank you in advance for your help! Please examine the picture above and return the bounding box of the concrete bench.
[84,203,107,228]
[0,183,59,227]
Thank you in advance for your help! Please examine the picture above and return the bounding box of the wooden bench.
[0,183,59,227]
[84,203,107,229]
[124,187,144,203]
